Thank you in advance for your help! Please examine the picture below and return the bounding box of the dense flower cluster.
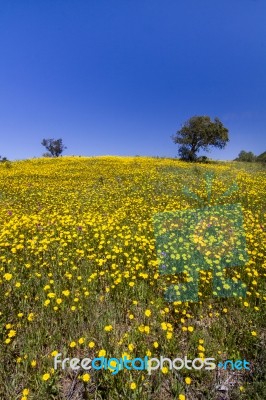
[0,156,265,399]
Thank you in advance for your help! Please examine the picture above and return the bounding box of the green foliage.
[234,150,266,164]
[235,150,257,162]
[197,155,210,163]
[256,151,266,163]
[172,115,229,161]
[41,138,67,157]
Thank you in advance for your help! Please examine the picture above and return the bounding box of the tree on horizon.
[172,115,229,161]
[41,138,67,157]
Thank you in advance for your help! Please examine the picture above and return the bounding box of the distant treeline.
[234,150,266,163]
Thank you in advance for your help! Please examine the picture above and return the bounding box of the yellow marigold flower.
[185,377,192,384]
[166,332,172,339]
[4,273,12,281]
[42,373,50,381]
[31,360,37,367]
[167,323,173,331]
[145,309,152,317]
[162,366,168,374]
[251,331,257,336]
[78,337,85,344]
[8,330,16,338]
[179,395,186,400]
[27,313,34,321]
[104,325,113,332]
[144,325,150,333]
[22,389,30,396]
[108,360,118,371]
[82,373,91,382]
[69,341,76,348]
[98,349,106,357]
[188,326,194,332]
[88,341,95,348]
[161,322,167,330]
[130,382,137,390]
[153,341,159,348]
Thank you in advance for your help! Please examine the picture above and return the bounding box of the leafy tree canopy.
[172,115,229,161]
[41,138,67,157]
[234,150,256,162]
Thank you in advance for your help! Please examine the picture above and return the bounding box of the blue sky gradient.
[0,0,265,160]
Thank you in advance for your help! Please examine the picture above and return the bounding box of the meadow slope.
[0,157,265,400]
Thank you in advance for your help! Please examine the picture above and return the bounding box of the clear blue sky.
[0,0,265,161]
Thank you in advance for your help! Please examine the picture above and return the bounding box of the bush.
[197,156,210,163]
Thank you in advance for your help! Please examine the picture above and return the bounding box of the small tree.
[41,138,66,157]
[234,150,256,162]
[0,155,8,162]
[172,115,229,161]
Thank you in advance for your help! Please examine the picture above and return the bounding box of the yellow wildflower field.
[0,157,265,399]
